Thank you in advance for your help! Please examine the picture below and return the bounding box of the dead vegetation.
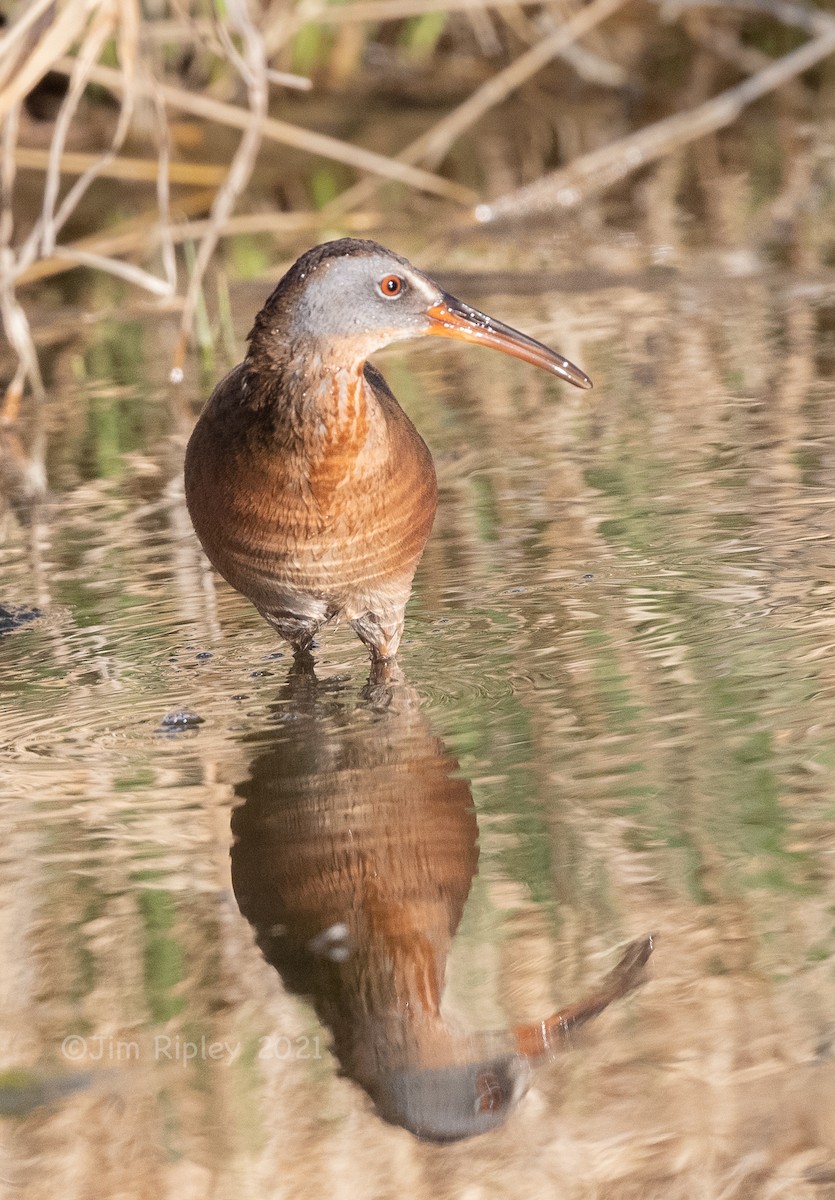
[1,0,835,399]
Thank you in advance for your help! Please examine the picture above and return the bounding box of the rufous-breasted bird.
[184,239,592,662]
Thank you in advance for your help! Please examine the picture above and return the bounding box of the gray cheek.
[289,288,376,340]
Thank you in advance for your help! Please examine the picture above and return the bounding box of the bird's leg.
[283,655,321,697]
[360,656,404,708]
[365,656,402,689]
[350,610,404,664]
[259,609,325,661]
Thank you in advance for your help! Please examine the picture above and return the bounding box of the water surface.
[2,267,835,1197]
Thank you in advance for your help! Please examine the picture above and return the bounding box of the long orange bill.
[426,294,592,390]
[512,935,653,1061]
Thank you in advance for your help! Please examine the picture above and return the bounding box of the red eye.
[380,275,404,297]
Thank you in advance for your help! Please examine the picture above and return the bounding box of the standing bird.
[185,239,591,663]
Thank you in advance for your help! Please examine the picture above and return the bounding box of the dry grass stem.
[0,99,43,413]
[0,0,58,84]
[48,246,174,296]
[13,147,229,186]
[0,1,167,393]
[265,68,313,90]
[36,1,122,259]
[172,0,268,377]
[544,39,628,89]
[150,82,178,298]
[685,21,780,76]
[134,8,306,86]
[477,0,835,222]
[290,0,561,25]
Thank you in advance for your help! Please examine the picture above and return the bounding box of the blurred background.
[2,0,835,391]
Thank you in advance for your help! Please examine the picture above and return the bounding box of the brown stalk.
[497,0,627,88]
[12,189,219,289]
[11,0,165,302]
[415,0,631,170]
[135,13,310,87]
[0,0,177,397]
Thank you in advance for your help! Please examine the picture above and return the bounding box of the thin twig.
[0,102,44,413]
[49,0,139,243]
[266,68,313,91]
[121,0,570,34]
[136,9,310,86]
[0,0,56,95]
[13,190,217,286]
[0,0,57,72]
[13,0,141,276]
[38,2,116,256]
[533,8,627,87]
[685,21,778,76]
[476,5,835,223]
[50,247,174,296]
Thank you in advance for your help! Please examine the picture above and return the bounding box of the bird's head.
[248,238,592,388]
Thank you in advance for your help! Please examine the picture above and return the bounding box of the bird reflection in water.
[231,665,652,1142]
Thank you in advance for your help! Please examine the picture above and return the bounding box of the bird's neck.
[243,337,372,430]
[241,341,386,499]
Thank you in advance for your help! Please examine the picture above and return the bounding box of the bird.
[184,238,592,664]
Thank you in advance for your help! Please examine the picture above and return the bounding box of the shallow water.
[2,266,835,1197]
